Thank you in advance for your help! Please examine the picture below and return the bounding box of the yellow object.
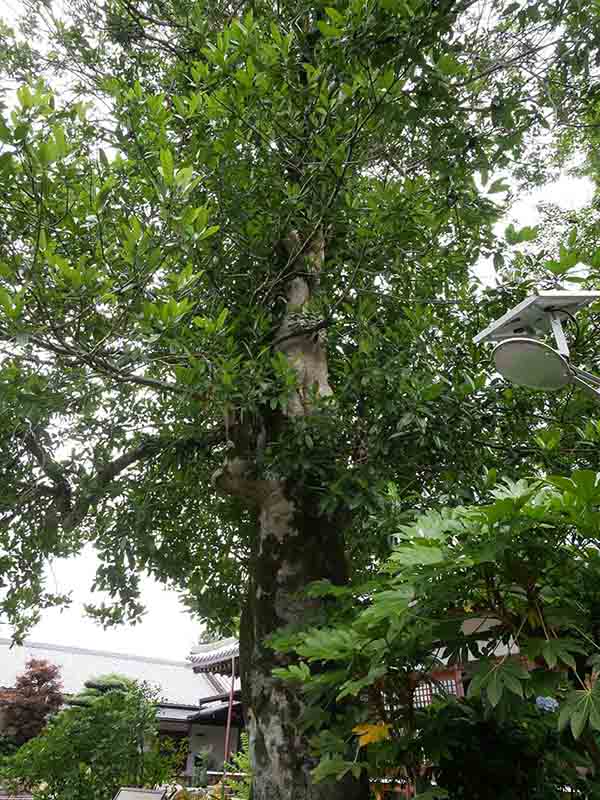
[352,722,392,747]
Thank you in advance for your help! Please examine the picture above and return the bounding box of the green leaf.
[389,544,444,567]
[325,7,344,24]
[558,700,574,732]
[545,259,571,275]
[505,223,538,244]
[0,117,11,142]
[0,286,13,315]
[52,124,67,156]
[487,671,502,707]
[197,224,220,240]
[316,20,341,37]
[17,85,33,109]
[174,165,194,190]
[571,706,589,740]
[336,665,386,700]
[215,307,229,330]
[559,684,600,739]
[272,662,311,682]
[312,756,355,783]
[488,178,510,193]
[590,699,600,731]
[357,587,412,628]
[437,53,463,75]
[541,639,585,670]
[159,148,174,185]
[296,627,362,662]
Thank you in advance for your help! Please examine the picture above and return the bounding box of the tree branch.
[20,331,208,401]
[63,428,225,531]
[14,427,225,534]
[19,428,72,513]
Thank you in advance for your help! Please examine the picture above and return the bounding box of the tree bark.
[240,484,369,800]
[218,230,369,799]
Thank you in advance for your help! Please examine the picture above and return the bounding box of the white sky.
[474,173,595,283]
[0,546,201,659]
[0,1,595,660]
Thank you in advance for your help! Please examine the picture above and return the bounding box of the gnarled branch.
[15,427,225,534]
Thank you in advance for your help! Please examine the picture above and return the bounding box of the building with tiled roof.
[189,637,240,678]
[0,638,225,705]
[0,638,243,787]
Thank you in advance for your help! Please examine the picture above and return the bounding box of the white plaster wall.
[0,638,217,704]
[186,723,241,778]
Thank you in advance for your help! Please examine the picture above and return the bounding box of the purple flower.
[536,696,559,713]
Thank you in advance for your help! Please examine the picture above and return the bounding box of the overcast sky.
[0,1,596,661]
[0,546,201,660]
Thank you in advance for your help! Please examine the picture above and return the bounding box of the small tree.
[0,680,179,800]
[0,659,63,745]
[69,672,136,707]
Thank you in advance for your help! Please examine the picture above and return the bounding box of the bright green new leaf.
[160,148,175,185]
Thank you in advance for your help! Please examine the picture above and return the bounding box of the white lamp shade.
[492,337,572,391]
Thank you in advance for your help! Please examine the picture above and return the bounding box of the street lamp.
[473,290,600,402]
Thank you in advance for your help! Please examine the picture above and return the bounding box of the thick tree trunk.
[239,484,369,800]
[218,230,368,799]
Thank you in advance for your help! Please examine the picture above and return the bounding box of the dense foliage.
[0,658,63,746]
[69,672,137,707]
[273,473,600,795]
[0,0,599,634]
[0,680,179,800]
[2,0,600,795]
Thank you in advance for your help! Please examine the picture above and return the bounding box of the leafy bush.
[224,732,252,800]
[273,472,600,795]
[0,735,19,757]
[0,659,63,745]
[0,680,179,800]
[420,697,578,800]
[68,672,136,707]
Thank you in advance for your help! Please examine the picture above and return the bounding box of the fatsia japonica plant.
[272,471,600,795]
[2,0,600,797]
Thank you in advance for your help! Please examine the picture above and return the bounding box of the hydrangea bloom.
[536,696,559,713]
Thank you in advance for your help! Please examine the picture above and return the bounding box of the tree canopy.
[69,672,137,706]
[1,0,600,796]
[0,0,598,633]
[0,658,63,750]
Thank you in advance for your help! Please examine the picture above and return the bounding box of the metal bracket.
[571,366,600,402]
[549,312,570,358]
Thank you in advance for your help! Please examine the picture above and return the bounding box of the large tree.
[1,0,600,797]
